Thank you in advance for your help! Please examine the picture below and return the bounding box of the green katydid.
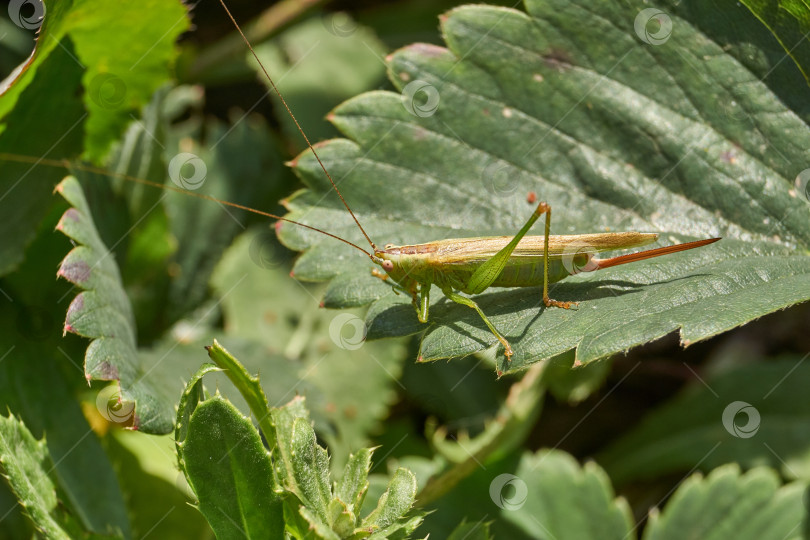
[217,1,720,364]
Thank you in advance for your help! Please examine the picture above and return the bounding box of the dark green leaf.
[181,396,284,540]
[598,357,810,484]
[739,0,810,85]
[278,0,810,372]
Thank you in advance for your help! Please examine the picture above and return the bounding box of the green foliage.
[0,0,809,538]
[279,0,810,371]
[0,414,119,539]
[0,0,188,276]
[176,342,425,539]
[599,357,810,484]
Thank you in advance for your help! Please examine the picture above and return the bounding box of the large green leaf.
[278,0,810,373]
[643,465,807,540]
[56,176,174,433]
[598,357,810,485]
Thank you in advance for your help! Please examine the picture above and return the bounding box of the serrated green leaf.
[174,362,220,470]
[739,0,810,85]
[55,176,173,433]
[278,0,810,372]
[181,396,284,540]
[598,357,810,484]
[0,414,70,540]
[500,450,633,539]
[362,468,418,531]
[643,465,806,540]
[205,340,276,450]
[290,416,333,521]
[0,216,131,537]
[337,449,372,512]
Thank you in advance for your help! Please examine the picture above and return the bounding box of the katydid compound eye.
[382,260,394,271]
[384,243,394,249]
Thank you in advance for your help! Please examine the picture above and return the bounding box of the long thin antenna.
[594,237,720,270]
[218,0,377,251]
[0,153,375,260]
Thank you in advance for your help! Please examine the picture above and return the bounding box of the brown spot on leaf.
[543,48,574,71]
[58,260,91,284]
[97,361,120,380]
[343,405,358,419]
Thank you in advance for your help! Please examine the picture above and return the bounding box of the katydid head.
[372,245,410,283]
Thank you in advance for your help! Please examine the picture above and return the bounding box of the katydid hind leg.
[540,203,576,310]
[442,287,514,361]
